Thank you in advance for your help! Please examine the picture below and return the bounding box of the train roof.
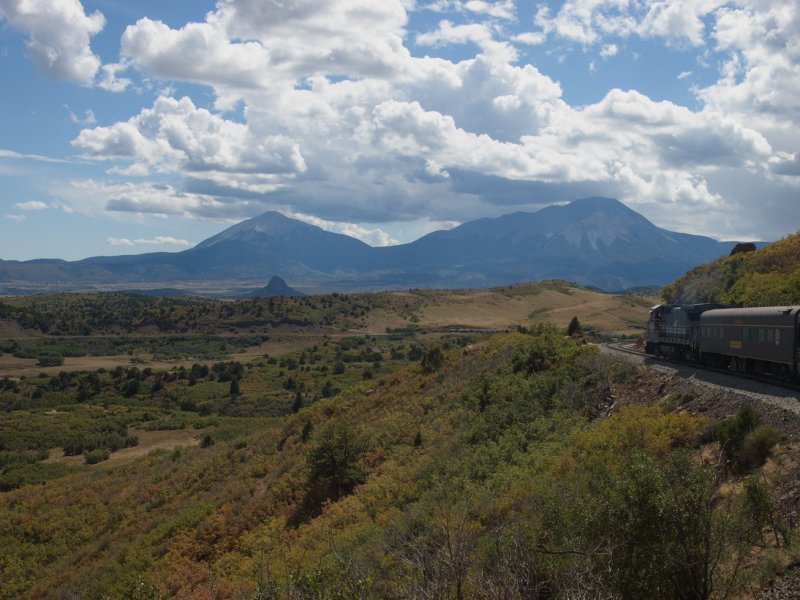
[649,303,726,313]
[701,306,800,323]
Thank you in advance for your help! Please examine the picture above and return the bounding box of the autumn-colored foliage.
[663,231,800,305]
[0,303,790,598]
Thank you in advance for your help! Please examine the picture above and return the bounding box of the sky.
[0,0,798,261]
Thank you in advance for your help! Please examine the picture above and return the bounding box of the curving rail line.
[602,341,800,394]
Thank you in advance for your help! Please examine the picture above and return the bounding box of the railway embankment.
[601,342,800,439]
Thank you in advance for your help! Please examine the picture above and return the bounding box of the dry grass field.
[365,282,654,333]
[0,282,655,378]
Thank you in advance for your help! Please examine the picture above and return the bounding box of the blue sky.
[1,0,798,261]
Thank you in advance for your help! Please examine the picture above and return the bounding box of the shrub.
[512,326,582,375]
[84,449,110,464]
[36,355,64,367]
[0,462,76,491]
[740,426,781,471]
[708,405,778,473]
[420,347,444,373]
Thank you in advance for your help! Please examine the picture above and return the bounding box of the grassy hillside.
[0,282,653,378]
[662,231,800,305]
[0,281,652,338]
[0,324,795,598]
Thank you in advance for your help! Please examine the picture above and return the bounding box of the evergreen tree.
[567,316,582,336]
[292,392,303,413]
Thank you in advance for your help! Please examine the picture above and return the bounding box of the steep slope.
[662,231,800,305]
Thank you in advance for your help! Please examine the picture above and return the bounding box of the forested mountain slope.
[662,231,800,305]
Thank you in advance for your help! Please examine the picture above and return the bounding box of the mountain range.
[0,197,748,295]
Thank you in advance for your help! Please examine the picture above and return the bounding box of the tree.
[307,422,367,500]
[567,316,582,336]
[123,379,140,398]
[292,392,303,413]
[301,420,313,442]
[321,380,339,398]
[421,347,444,374]
[230,378,241,397]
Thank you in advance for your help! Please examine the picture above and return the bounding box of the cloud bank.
[4,0,800,242]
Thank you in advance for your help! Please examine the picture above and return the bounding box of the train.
[644,304,800,382]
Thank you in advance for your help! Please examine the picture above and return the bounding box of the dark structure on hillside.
[729,242,757,255]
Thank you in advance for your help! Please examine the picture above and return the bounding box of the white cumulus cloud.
[37,0,797,243]
[73,95,307,192]
[0,0,105,84]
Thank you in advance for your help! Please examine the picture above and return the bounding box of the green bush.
[84,448,110,464]
[36,354,64,367]
[740,426,781,471]
[0,462,77,491]
[512,325,582,374]
[420,347,444,373]
[707,405,779,473]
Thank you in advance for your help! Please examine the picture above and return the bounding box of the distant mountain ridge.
[0,198,748,294]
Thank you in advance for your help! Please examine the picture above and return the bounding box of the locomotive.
[644,304,800,382]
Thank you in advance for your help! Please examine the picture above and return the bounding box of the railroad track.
[602,340,800,395]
